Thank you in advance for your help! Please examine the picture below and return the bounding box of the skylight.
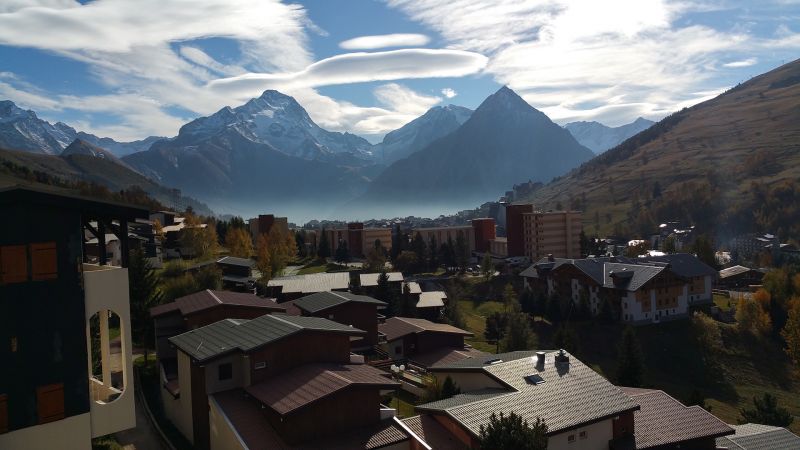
[524,374,545,385]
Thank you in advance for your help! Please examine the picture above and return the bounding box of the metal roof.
[267,272,350,294]
[360,272,404,286]
[169,314,364,362]
[378,317,472,342]
[217,256,256,268]
[416,292,446,308]
[150,289,283,317]
[245,363,399,415]
[292,291,386,314]
[418,350,639,436]
[716,424,800,450]
[622,389,733,448]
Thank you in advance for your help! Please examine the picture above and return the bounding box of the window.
[568,434,576,443]
[0,245,27,283]
[218,363,233,381]
[579,431,587,440]
[36,383,64,424]
[31,242,57,280]
[254,361,266,370]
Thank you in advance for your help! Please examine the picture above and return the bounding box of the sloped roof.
[621,388,733,448]
[429,350,541,371]
[719,265,763,279]
[292,291,386,314]
[169,314,364,362]
[603,263,665,291]
[405,281,423,294]
[360,272,404,286]
[379,317,472,342]
[417,291,446,308]
[716,423,800,450]
[245,363,398,415]
[217,256,255,268]
[150,289,283,317]
[637,253,717,278]
[267,272,350,294]
[402,415,464,450]
[409,346,488,368]
[418,350,639,436]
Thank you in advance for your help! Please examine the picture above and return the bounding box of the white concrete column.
[100,309,112,387]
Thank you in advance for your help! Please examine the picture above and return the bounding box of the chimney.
[535,351,546,366]
[555,349,569,364]
[547,253,555,262]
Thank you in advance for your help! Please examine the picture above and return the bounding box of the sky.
[0,0,798,142]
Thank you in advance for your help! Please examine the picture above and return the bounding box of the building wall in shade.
[325,226,392,258]
[470,218,496,253]
[505,204,534,257]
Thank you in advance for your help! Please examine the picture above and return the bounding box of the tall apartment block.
[0,186,145,450]
[523,210,582,260]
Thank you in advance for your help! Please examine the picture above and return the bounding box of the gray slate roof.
[267,272,350,294]
[602,263,666,291]
[169,314,364,362]
[292,291,386,313]
[420,351,639,436]
[716,423,800,450]
[637,253,717,278]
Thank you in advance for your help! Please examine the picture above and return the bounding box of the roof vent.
[547,253,555,262]
[485,358,504,365]
[524,374,545,385]
[555,349,569,364]
[535,351,546,366]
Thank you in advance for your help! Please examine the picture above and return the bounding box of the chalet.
[402,281,447,320]
[413,351,733,449]
[186,256,257,291]
[359,271,404,295]
[283,291,387,349]
[165,314,405,450]
[718,265,766,289]
[378,317,485,370]
[0,186,146,449]
[150,289,286,397]
[520,253,717,324]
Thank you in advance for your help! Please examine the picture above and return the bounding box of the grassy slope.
[524,59,800,235]
[455,280,800,432]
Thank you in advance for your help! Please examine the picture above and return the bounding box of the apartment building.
[325,222,392,258]
[504,203,533,257]
[0,186,145,450]
[414,225,476,254]
[523,210,583,261]
[520,254,716,324]
[164,314,406,449]
[411,350,733,449]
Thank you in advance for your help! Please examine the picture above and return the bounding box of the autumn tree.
[736,295,772,336]
[225,227,253,258]
[179,214,220,260]
[781,299,800,367]
[255,233,272,282]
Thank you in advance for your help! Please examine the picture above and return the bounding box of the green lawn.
[91,436,123,450]
[460,299,506,353]
[385,390,418,418]
[296,259,349,275]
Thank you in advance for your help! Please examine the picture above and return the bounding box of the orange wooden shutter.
[0,245,28,284]
[36,383,65,424]
[31,242,58,281]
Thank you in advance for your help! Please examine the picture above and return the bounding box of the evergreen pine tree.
[479,412,548,450]
[616,326,644,387]
[317,227,331,259]
[128,248,163,366]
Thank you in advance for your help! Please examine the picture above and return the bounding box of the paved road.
[114,369,170,450]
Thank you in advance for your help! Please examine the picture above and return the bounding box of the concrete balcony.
[82,264,136,438]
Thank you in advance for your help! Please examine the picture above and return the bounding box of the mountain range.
[352,87,595,216]
[521,58,800,239]
[564,117,654,154]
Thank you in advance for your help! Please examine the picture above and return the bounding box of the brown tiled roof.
[245,363,399,415]
[625,389,733,448]
[213,389,410,450]
[409,346,488,369]
[417,350,639,436]
[150,289,284,317]
[379,317,473,342]
[402,415,463,450]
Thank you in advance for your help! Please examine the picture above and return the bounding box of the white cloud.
[722,57,758,68]
[339,33,430,49]
[207,49,487,98]
[441,88,457,98]
[386,0,800,125]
